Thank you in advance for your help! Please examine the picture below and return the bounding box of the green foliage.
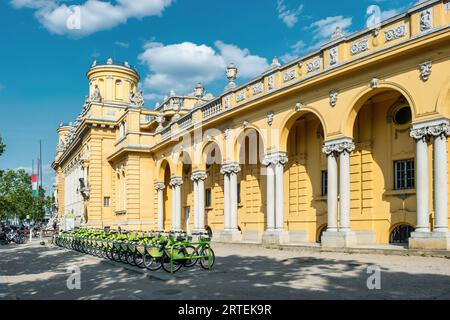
[0,169,50,222]
[0,134,5,157]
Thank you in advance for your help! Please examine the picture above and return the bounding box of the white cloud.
[10,0,172,37]
[138,41,269,101]
[281,40,306,63]
[0,84,5,91]
[115,41,130,48]
[307,16,353,41]
[277,0,304,28]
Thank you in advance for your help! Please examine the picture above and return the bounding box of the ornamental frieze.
[322,141,355,156]
[385,25,407,42]
[350,39,369,55]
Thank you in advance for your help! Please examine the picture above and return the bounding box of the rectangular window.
[205,188,212,208]
[394,159,415,190]
[103,197,110,207]
[321,171,328,196]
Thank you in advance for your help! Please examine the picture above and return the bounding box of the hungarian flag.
[32,174,39,198]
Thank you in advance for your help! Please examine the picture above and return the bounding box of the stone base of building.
[216,230,243,242]
[409,231,450,250]
[354,230,376,245]
[242,231,262,242]
[262,230,290,245]
[321,231,357,248]
[287,231,309,244]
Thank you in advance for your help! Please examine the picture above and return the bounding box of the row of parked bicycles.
[53,228,215,273]
[0,223,28,245]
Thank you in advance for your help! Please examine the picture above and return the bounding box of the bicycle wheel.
[182,245,199,268]
[126,251,136,266]
[143,252,162,271]
[161,250,183,273]
[199,246,215,270]
[133,252,145,268]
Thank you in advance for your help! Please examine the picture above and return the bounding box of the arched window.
[390,224,414,244]
[119,121,126,138]
[317,225,327,243]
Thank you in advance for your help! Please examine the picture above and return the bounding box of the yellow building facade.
[52,0,450,249]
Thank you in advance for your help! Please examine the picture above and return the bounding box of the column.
[410,128,430,232]
[326,152,338,232]
[274,153,288,231]
[222,170,230,231]
[192,179,199,231]
[169,177,183,232]
[230,170,238,231]
[339,149,351,232]
[265,162,275,232]
[192,170,207,232]
[154,182,165,231]
[430,124,449,233]
[197,175,206,231]
[322,139,355,233]
[221,163,241,233]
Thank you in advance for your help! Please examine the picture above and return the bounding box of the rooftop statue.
[90,85,102,102]
[130,90,145,108]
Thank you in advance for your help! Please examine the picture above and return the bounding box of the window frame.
[394,159,415,190]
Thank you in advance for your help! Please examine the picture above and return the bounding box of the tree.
[0,134,5,157]
[0,169,48,223]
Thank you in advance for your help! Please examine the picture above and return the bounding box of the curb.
[212,241,450,259]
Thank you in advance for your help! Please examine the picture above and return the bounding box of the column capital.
[322,137,355,156]
[262,152,289,166]
[410,118,450,140]
[220,162,241,175]
[169,176,183,187]
[428,123,450,139]
[154,182,165,191]
[191,170,207,182]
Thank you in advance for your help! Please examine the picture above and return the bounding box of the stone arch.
[156,158,172,182]
[172,148,194,177]
[279,107,327,153]
[435,78,450,118]
[349,86,416,244]
[199,140,224,170]
[283,110,327,242]
[343,82,418,137]
[233,126,266,165]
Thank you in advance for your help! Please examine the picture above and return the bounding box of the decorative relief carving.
[236,90,246,103]
[268,73,276,90]
[267,111,274,126]
[428,123,450,138]
[350,39,369,55]
[419,61,432,81]
[283,69,296,82]
[252,82,264,95]
[329,47,338,66]
[262,152,289,167]
[295,102,303,112]
[307,58,322,73]
[384,25,407,42]
[322,141,355,156]
[191,170,208,182]
[420,8,433,32]
[220,163,241,175]
[410,127,429,141]
[154,182,165,191]
[329,90,338,107]
[224,94,231,109]
[169,176,183,187]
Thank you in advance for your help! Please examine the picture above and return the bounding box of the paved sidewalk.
[1,240,450,300]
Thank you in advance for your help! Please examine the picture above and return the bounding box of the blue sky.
[0,0,413,193]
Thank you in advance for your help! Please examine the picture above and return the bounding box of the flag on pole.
[32,173,39,198]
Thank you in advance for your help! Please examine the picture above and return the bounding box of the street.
[0,240,449,300]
